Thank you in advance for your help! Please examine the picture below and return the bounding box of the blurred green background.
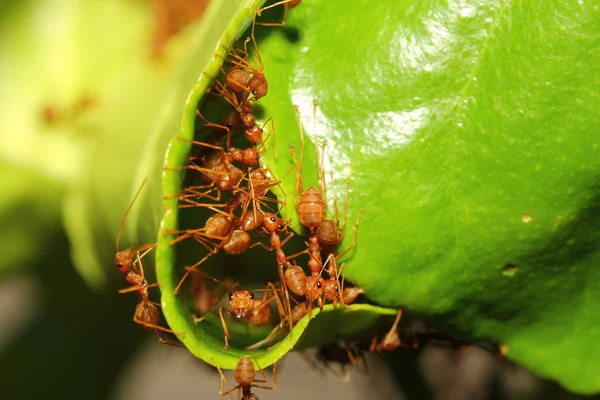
[0,0,599,399]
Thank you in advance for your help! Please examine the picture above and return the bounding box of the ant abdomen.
[241,209,264,231]
[234,356,256,386]
[215,163,244,191]
[380,329,401,351]
[297,187,326,228]
[227,68,251,93]
[223,230,252,255]
[285,266,306,296]
[316,220,344,247]
[204,214,233,238]
[343,287,364,305]
[291,303,308,324]
[135,302,160,330]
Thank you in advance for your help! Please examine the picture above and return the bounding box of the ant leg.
[261,117,277,159]
[249,11,264,70]
[195,111,233,149]
[336,261,346,307]
[116,178,148,253]
[285,248,308,261]
[384,309,403,339]
[341,180,350,231]
[369,335,379,353]
[173,248,220,295]
[276,261,294,331]
[214,358,238,400]
[192,281,236,323]
[244,324,283,350]
[312,101,327,199]
[252,358,277,389]
[335,209,364,260]
[175,135,224,151]
[256,1,290,27]
[250,241,273,251]
[219,307,232,350]
[118,285,146,294]
[133,314,185,335]
[153,330,186,348]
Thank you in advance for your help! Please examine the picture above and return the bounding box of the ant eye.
[250,293,255,299]
[229,293,234,301]
[270,216,276,222]
[116,263,122,269]
[278,224,284,231]
[317,281,322,288]
[335,286,339,291]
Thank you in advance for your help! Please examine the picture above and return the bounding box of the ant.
[191,273,285,351]
[314,341,369,382]
[115,178,184,345]
[214,356,277,399]
[40,93,97,127]
[169,170,285,294]
[257,0,302,27]
[370,309,404,352]
[250,212,298,329]
[245,302,309,350]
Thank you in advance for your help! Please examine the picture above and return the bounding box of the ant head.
[276,219,287,233]
[249,73,268,99]
[305,276,325,301]
[322,279,338,298]
[226,67,251,93]
[230,290,254,318]
[262,213,279,232]
[115,248,133,273]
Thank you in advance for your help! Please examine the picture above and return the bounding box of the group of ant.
[113,2,410,398]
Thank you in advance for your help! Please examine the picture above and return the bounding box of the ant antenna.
[116,178,149,252]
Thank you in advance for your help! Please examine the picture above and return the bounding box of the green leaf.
[254,0,600,395]
[157,0,399,370]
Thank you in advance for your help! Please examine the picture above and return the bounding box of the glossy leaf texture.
[253,0,600,395]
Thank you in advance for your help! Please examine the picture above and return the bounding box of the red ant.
[370,309,404,352]
[214,356,277,399]
[40,93,97,127]
[257,0,302,27]
[168,170,285,294]
[314,341,369,382]
[245,302,309,350]
[250,213,297,328]
[191,273,285,351]
[115,178,183,345]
